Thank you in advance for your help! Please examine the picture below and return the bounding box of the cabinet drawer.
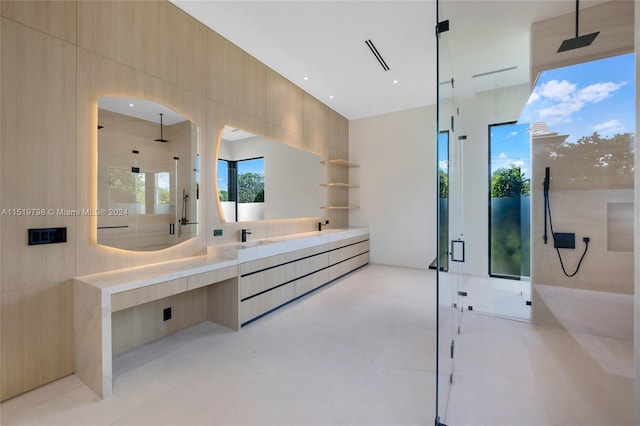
[240,263,295,299]
[328,235,369,250]
[240,282,295,323]
[294,252,329,278]
[328,252,369,281]
[296,244,329,258]
[329,240,369,265]
[239,252,297,275]
[188,266,237,290]
[111,278,188,312]
[295,269,329,297]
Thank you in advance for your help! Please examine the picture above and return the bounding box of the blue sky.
[490,122,531,176]
[217,158,264,192]
[486,53,636,177]
[519,53,635,141]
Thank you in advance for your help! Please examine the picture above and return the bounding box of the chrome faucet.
[318,220,329,231]
[241,228,252,242]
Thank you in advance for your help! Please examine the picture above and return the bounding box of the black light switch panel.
[163,307,172,321]
[28,227,67,245]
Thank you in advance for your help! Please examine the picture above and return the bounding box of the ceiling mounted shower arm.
[557,0,599,53]
[154,113,169,142]
[573,0,579,39]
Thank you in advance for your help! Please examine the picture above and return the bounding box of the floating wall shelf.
[321,159,360,168]
[322,159,359,217]
[321,183,360,188]
[321,206,360,210]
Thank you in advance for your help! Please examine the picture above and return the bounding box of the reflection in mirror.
[217,126,324,222]
[97,98,199,251]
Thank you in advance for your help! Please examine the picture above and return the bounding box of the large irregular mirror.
[217,126,324,222]
[97,97,199,251]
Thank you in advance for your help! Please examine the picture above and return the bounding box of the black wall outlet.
[163,307,172,321]
[553,232,575,249]
[213,229,223,237]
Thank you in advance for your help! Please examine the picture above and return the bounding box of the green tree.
[438,169,448,199]
[157,187,170,204]
[219,190,228,201]
[238,172,264,203]
[549,132,634,189]
[490,166,530,198]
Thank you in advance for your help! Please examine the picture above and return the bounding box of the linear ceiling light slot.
[365,39,390,71]
[472,66,517,78]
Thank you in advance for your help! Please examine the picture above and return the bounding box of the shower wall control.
[553,232,575,249]
[28,227,67,245]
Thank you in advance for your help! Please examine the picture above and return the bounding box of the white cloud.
[509,131,518,137]
[592,119,625,135]
[511,159,525,168]
[538,80,576,101]
[499,152,507,159]
[577,82,626,104]
[531,79,626,126]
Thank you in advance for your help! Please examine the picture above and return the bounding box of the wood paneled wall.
[0,0,348,401]
[531,1,634,87]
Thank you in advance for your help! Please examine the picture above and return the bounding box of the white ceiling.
[98,97,187,125]
[170,1,604,120]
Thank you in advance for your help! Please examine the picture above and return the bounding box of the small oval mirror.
[97,97,199,251]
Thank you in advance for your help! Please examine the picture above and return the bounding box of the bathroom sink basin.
[238,240,272,249]
[215,239,278,260]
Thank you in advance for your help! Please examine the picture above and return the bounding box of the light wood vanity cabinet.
[239,234,369,325]
[240,263,295,299]
[328,237,370,281]
[188,267,238,291]
[74,230,369,399]
[111,278,188,312]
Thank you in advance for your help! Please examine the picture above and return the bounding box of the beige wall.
[349,106,437,269]
[0,0,348,401]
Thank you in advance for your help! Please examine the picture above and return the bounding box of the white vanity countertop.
[74,253,238,294]
[211,227,369,261]
[76,227,369,294]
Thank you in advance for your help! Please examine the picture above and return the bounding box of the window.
[438,131,449,271]
[154,171,170,214]
[488,122,531,278]
[218,157,265,222]
[109,167,146,214]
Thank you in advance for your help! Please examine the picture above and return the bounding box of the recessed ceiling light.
[129,103,134,107]
[303,76,309,81]
[329,95,334,99]
[393,80,398,84]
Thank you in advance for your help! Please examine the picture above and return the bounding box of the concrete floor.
[1,264,633,425]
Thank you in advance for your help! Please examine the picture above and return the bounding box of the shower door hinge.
[457,291,467,297]
[436,415,448,426]
[450,339,455,359]
[526,300,532,306]
[436,20,450,34]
